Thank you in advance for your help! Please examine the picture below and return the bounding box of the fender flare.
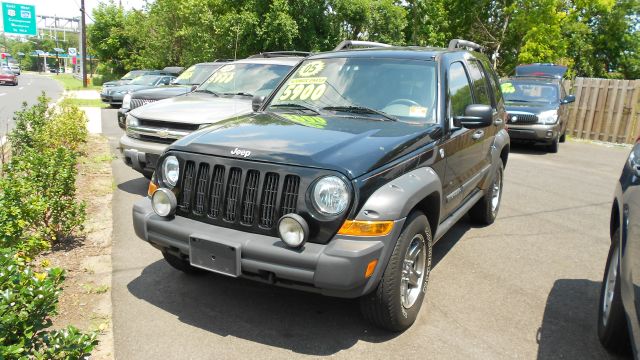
[354,167,442,221]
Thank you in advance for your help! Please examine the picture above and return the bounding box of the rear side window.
[448,62,473,120]
[467,60,491,106]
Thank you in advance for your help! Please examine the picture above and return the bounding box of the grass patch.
[54,74,101,91]
[61,98,107,108]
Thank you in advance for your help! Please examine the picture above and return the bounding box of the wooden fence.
[565,77,640,144]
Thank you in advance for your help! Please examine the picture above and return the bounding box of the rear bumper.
[133,198,404,298]
[100,94,123,105]
[119,134,167,175]
[507,123,560,143]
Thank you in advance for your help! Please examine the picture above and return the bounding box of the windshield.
[197,63,292,97]
[122,70,146,80]
[268,58,437,124]
[501,81,559,103]
[129,75,159,86]
[0,68,12,75]
[174,64,219,85]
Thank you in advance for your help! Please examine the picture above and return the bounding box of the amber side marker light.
[337,220,394,236]
[365,259,378,278]
[147,181,158,197]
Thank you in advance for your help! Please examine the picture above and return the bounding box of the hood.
[169,112,442,179]
[105,84,154,94]
[0,73,15,79]
[131,86,191,100]
[103,79,130,87]
[129,92,252,124]
[504,101,558,114]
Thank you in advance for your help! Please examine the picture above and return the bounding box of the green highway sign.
[2,2,36,36]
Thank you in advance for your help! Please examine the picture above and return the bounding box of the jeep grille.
[178,160,301,230]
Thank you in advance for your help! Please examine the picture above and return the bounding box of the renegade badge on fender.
[133,39,510,331]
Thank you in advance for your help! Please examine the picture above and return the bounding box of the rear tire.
[359,211,432,332]
[469,162,504,225]
[597,229,631,354]
[162,251,204,275]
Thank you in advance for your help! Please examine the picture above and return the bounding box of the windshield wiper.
[269,103,320,114]
[222,92,253,97]
[194,89,220,96]
[506,99,531,103]
[322,105,398,122]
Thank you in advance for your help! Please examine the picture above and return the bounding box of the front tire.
[469,162,504,225]
[597,229,630,354]
[359,211,432,332]
[559,131,566,143]
[547,136,559,153]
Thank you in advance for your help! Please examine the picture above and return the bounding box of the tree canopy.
[88,0,640,79]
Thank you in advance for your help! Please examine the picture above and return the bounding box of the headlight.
[538,110,558,125]
[162,156,180,188]
[122,93,132,109]
[312,176,349,215]
[125,114,139,128]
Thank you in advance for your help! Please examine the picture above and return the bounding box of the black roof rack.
[248,51,312,58]
[333,40,392,51]
[448,39,484,52]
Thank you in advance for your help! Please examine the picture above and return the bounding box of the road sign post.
[1,2,36,36]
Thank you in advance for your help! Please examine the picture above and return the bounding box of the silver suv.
[119,54,306,178]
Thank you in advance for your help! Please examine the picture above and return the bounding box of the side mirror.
[252,95,266,112]
[454,104,493,129]
[562,95,576,104]
[190,85,198,92]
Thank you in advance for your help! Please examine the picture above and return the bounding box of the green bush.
[0,94,87,255]
[0,250,98,359]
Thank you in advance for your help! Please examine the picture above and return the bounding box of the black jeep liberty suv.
[133,39,510,331]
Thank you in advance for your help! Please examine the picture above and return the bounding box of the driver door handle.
[472,130,484,140]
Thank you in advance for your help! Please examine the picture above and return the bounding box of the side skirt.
[434,190,484,242]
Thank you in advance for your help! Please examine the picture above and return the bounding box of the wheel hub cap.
[602,244,619,325]
[491,171,502,215]
[401,234,427,309]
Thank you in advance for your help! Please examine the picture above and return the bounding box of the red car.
[0,68,18,86]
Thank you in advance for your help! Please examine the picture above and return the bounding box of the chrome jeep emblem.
[157,129,170,138]
[230,147,251,158]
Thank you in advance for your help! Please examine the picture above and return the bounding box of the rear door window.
[467,60,492,106]
[448,62,474,122]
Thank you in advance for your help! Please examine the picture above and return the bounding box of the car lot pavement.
[103,107,631,359]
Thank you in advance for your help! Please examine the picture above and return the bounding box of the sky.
[6,0,148,22]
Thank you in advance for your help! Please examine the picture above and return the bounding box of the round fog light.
[278,214,309,248]
[151,188,177,217]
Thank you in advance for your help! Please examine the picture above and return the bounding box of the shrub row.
[0,94,98,358]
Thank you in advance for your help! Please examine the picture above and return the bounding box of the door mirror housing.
[454,104,493,129]
[190,85,198,92]
[252,95,266,112]
[561,95,576,104]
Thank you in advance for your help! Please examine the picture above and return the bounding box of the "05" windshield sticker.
[297,61,325,77]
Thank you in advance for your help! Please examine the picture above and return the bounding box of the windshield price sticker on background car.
[208,64,235,84]
[501,82,515,93]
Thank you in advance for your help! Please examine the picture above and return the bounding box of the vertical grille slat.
[280,175,300,215]
[224,168,242,222]
[241,170,260,225]
[208,165,226,218]
[193,164,209,215]
[179,161,196,211]
[259,173,280,228]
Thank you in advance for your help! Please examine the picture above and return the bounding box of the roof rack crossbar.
[448,39,484,52]
[333,40,392,51]
[248,51,312,58]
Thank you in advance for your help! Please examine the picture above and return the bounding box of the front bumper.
[133,198,404,298]
[100,93,124,105]
[117,108,129,129]
[119,134,167,175]
[507,123,559,144]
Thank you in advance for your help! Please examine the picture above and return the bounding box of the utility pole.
[80,0,87,87]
